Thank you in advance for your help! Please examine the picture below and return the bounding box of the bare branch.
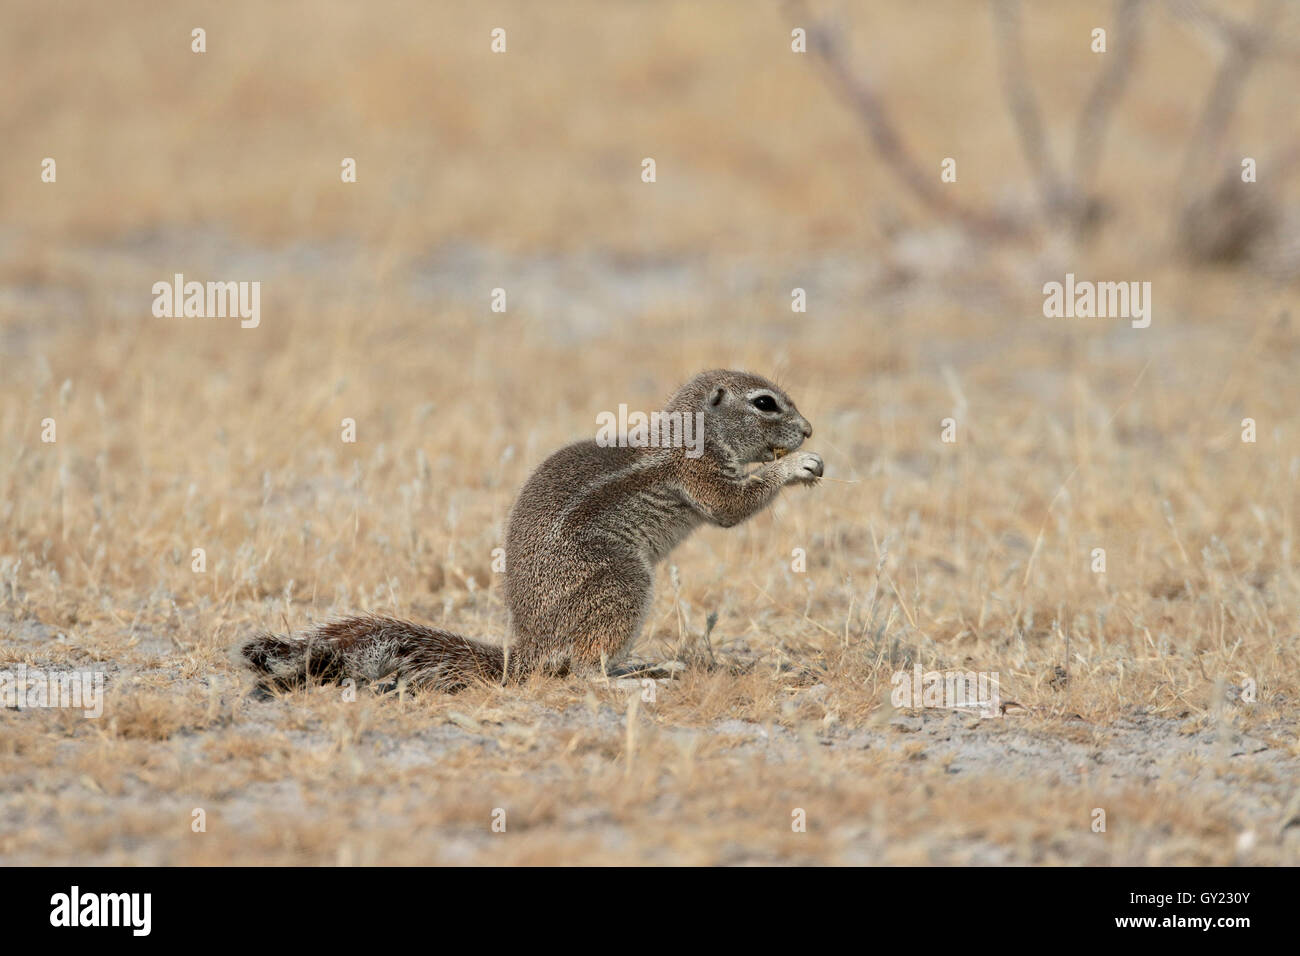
[1072,0,1147,192]
[1168,0,1300,62]
[792,0,1025,237]
[1178,0,1282,189]
[991,0,1070,218]
[1175,0,1284,262]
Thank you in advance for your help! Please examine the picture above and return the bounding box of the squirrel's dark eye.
[751,395,779,412]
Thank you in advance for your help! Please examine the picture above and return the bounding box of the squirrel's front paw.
[786,452,823,484]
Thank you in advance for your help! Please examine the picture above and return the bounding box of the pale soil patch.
[2,610,1297,865]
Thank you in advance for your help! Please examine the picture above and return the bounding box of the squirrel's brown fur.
[241,370,822,692]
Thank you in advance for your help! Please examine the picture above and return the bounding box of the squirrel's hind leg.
[561,562,654,676]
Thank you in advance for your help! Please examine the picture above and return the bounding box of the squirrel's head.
[668,370,813,464]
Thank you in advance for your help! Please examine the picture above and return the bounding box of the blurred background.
[4,0,1297,582]
[5,1,1298,315]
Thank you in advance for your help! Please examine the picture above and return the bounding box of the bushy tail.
[240,614,509,693]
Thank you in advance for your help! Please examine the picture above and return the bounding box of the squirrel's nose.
[800,418,813,439]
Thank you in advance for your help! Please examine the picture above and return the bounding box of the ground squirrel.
[241,369,822,692]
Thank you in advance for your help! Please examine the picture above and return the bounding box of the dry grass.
[1,0,1298,865]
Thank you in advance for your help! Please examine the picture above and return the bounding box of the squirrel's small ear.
[708,386,725,407]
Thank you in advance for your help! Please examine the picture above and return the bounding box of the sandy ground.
[2,591,1297,866]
